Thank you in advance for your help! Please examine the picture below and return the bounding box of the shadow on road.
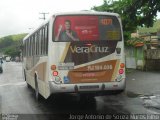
[43,94,97,114]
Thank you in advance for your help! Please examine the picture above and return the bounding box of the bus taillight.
[53,71,58,76]
[119,69,124,74]
[120,63,125,68]
[51,65,56,70]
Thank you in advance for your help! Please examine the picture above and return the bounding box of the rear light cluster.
[115,63,125,82]
[119,63,125,74]
[51,64,61,84]
[51,65,58,76]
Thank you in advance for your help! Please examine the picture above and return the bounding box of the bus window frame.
[52,15,122,42]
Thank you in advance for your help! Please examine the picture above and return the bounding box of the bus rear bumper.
[49,79,125,95]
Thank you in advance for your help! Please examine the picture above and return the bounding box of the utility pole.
[39,12,49,20]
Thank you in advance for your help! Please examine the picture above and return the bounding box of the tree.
[93,0,160,40]
[0,38,14,50]
[4,47,21,58]
[0,33,27,57]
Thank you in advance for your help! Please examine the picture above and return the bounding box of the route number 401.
[101,18,112,25]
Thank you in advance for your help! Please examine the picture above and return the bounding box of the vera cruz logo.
[70,45,109,53]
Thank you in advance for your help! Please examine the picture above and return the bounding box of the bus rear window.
[53,15,121,41]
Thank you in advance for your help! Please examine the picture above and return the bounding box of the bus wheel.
[24,70,26,81]
[35,74,39,101]
[24,70,30,88]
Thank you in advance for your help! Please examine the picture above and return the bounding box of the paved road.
[0,62,160,120]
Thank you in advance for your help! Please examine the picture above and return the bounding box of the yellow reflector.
[51,65,56,70]
[120,63,125,68]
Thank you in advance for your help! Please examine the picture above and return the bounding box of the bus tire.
[35,74,39,101]
[24,70,30,88]
[24,70,26,81]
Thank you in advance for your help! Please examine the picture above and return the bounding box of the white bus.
[22,11,125,100]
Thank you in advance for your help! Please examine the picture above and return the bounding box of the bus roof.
[53,11,120,17]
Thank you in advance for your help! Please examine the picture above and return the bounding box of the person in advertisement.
[55,20,79,41]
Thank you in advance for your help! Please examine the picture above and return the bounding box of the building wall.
[125,46,144,70]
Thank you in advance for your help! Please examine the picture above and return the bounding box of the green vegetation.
[93,0,160,40]
[0,33,27,58]
[138,19,160,34]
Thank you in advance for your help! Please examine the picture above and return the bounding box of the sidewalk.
[126,69,160,95]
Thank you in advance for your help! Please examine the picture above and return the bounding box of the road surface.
[0,62,160,120]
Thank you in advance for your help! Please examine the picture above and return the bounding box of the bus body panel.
[22,11,125,99]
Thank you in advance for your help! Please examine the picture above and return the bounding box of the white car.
[6,57,10,62]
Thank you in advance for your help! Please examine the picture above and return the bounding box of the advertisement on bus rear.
[54,15,121,41]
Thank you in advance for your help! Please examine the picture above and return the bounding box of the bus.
[22,11,125,100]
